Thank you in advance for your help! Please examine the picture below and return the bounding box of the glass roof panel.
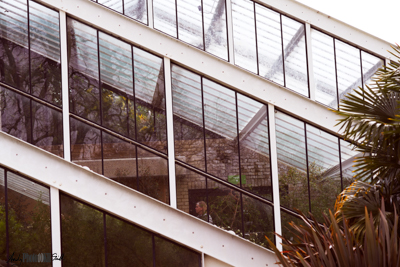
[7,171,50,205]
[362,51,383,88]
[98,0,123,13]
[232,0,257,73]
[0,0,28,48]
[256,4,283,86]
[177,0,203,49]
[311,29,337,108]
[125,0,147,24]
[153,0,177,37]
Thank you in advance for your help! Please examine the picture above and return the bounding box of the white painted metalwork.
[164,57,177,208]
[268,103,282,251]
[50,186,62,267]
[305,23,316,101]
[0,131,278,267]
[148,0,154,28]
[60,10,71,161]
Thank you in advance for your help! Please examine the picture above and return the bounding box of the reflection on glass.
[103,132,138,190]
[281,211,305,242]
[60,194,105,267]
[335,39,361,103]
[0,168,5,263]
[177,0,203,49]
[0,87,32,143]
[125,0,147,24]
[237,94,271,200]
[203,0,228,60]
[281,16,308,96]
[137,147,169,204]
[232,0,257,73]
[311,29,337,108]
[242,195,274,248]
[29,1,61,106]
[208,179,242,234]
[70,118,102,175]
[106,214,153,267]
[99,32,133,95]
[7,172,51,263]
[32,101,63,157]
[102,87,130,136]
[172,64,205,170]
[340,139,359,188]
[362,51,383,88]
[134,48,167,153]
[154,235,201,267]
[306,124,340,221]
[175,164,208,221]
[153,0,177,37]
[256,5,284,85]
[275,111,309,214]
[0,0,29,92]
[98,0,123,13]
[67,18,100,123]
[203,78,239,182]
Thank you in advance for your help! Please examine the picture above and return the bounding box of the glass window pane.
[311,29,337,108]
[98,0,123,13]
[237,94,271,200]
[242,195,274,248]
[177,0,203,49]
[67,18,100,123]
[203,78,239,182]
[203,0,228,60]
[137,147,169,204]
[256,5,283,85]
[29,0,61,106]
[275,111,308,214]
[7,172,51,260]
[32,101,63,157]
[175,164,208,222]
[335,39,361,103]
[281,210,306,242]
[125,0,147,24]
[103,132,138,190]
[362,51,383,88]
[281,16,308,96]
[0,168,5,263]
[60,194,105,267]
[208,179,242,234]
[172,64,205,170]
[340,139,359,188]
[0,87,32,143]
[102,87,130,136]
[155,235,201,267]
[232,0,257,73]
[306,124,340,221]
[70,118,102,175]
[134,48,167,153]
[153,0,177,37]
[106,214,153,267]
[0,0,30,92]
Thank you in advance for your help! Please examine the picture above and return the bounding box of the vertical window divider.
[235,92,245,237]
[225,0,235,64]
[200,0,205,51]
[164,57,177,208]
[279,14,286,87]
[103,213,108,267]
[267,103,282,251]
[5,170,9,264]
[253,2,259,76]
[305,23,316,100]
[60,11,71,161]
[27,0,33,145]
[304,123,311,214]
[333,38,340,110]
[147,0,154,28]
[50,186,62,267]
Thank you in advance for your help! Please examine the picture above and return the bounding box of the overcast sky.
[295,0,400,45]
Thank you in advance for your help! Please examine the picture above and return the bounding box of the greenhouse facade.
[0,0,393,266]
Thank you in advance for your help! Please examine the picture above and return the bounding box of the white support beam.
[305,23,316,101]
[268,103,282,251]
[0,131,278,267]
[225,0,235,64]
[164,57,177,208]
[59,11,71,161]
[36,0,344,135]
[147,0,154,28]
[50,187,62,267]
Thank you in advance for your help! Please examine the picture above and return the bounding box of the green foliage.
[267,205,400,267]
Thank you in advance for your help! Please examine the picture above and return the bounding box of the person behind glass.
[195,201,213,224]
